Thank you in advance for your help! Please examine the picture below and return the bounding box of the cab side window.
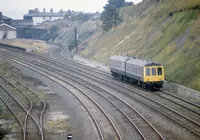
[157,67,162,75]
[152,68,156,76]
[146,68,150,76]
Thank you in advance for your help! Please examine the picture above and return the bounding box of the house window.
[146,68,150,76]
[158,67,162,75]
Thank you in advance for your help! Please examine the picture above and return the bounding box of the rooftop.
[12,19,33,27]
[24,12,63,17]
[2,15,12,20]
[0,23,16,30]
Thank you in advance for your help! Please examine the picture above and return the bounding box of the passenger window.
[146,68,150,76]
[152,68,156,76]
[158,67,162,75]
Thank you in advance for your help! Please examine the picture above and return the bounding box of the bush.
[0,108,10,139]
[42,25,60,41]
[0,126,9,139]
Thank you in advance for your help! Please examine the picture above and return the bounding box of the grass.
[80,0,200,91]
[48,119,70,132]
[0,39,50,54]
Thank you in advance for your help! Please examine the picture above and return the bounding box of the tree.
[0,108,9,139]
[68,9,71,16]
[108,0,125,8]
[0,126,9,139]
[68,40,76,51]
[34,8,39,13]
[100,10,113,31]
[64,13,69,19]
[100,0,125,31]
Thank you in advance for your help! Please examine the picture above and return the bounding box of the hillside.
[80,0,200,91]
[39,18,101,51]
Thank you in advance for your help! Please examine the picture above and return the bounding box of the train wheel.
[142,83,146,89]
[136,80,139,86]
[125,77,129,82]
[139,81,143,87]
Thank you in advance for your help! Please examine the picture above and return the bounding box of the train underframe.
[111,71,163,90]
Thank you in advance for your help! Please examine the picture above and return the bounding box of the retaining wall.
[164,82,200,102]
[0,43,26,51]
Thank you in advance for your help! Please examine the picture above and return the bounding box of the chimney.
[0,12,2,20]
[43,8,45,13]
[29,10,34,14]
[50,8,53,13]
[60,9,63,16]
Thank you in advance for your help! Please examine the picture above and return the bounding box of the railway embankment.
[74,55,200,102]
[0,43,26,51]
[0,39,50,54]
[79,0,200,92]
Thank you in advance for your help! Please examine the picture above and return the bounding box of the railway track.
[0,95,26,140]
[50,44,111,76]
[48,68,165,140]
[41,51,200,117]
[23,57,164,139]
[0,52,166,139]
[34,53,200,115]
[8,51,199,117]
[3,58,123,140]
[0,73,45,140]
[0,50,199,139]
[50,46,200,139]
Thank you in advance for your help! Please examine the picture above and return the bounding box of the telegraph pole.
[74,27,78,53]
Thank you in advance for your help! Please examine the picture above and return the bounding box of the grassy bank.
[0,39,50,54]
[81,0,200,91]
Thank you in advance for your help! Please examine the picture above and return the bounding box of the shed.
[0,23,16,39]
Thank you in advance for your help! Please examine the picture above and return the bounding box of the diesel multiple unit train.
[110,55,164,89]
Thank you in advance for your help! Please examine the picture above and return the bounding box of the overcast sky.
[0,0,142,19]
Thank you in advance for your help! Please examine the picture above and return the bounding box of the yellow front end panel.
[143,66,164,82]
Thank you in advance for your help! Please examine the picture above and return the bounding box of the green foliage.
[0,108,10,139]
[68,40,79,51]
[100,0,125,31]
[42,25,60,41]
[81,0,200,90]
[100,10,114,31]
[108,0,125,8]
[0,126,9,139]
[50,25,59,33]
[64,10,72,19]
[70,13,91,22]
[79,31,94,41]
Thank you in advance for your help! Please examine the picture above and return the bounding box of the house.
[17,27,46,40]
[0,12,12,26]
[0,12,16,39]
[12,19,33,27]
[0,23,16,39]
[24,8,64,25]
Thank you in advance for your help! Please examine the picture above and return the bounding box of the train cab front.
[144,66,164,90]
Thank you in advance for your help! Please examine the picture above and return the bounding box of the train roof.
[110,55,129,62]
[110,55,162,67]
[127,57,161,67]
